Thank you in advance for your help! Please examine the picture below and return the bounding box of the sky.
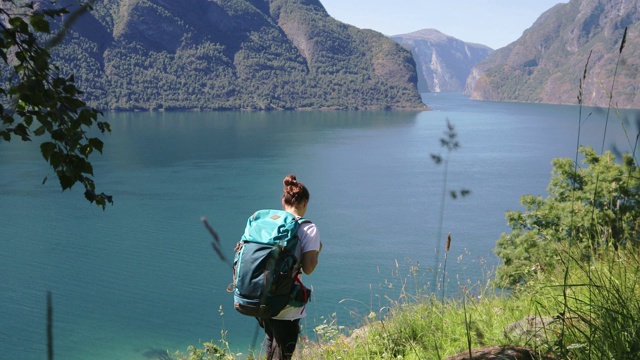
[319,0,570,49]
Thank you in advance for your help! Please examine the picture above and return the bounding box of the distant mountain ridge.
[465,0,640,109]
[48,0,426,111]
[391,29,493,93]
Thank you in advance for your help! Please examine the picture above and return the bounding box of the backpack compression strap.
[294,275,309,314]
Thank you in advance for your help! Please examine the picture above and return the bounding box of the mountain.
[465,0,640,109]
[390,29,493,93]
[48,0,426,111]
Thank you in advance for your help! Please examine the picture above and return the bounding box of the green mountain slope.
[465,0,639,109]
[50,0,426,111]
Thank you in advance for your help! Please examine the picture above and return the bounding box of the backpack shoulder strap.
[295,216,311,225]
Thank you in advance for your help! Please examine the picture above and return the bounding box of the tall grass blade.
[47,291,53,360]
[431,119,465,297]
[601,26,628,154]
[463,294,473,359]
[572,50,592,241]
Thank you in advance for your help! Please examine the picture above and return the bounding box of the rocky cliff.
[465,0,640,109]
[391,29,493,93]
[48,0,426,111]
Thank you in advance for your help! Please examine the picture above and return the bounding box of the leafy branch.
[0,0,112,208]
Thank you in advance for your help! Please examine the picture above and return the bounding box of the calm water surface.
[1,93,638,359]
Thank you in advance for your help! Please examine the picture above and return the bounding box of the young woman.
[257,174,322,360]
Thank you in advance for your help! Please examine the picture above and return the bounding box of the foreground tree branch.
[0,0,111,208]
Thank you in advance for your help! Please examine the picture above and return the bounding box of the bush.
[494,146,640,288]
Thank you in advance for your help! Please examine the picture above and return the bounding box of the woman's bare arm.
[301,242,322,275]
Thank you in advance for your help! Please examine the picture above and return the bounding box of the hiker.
[258,174,322,360]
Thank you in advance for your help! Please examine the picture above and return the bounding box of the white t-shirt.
[273,221,321,320]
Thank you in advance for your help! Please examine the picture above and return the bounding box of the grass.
[294,249,640,360]
[297,286,533,359]
[173,240,640,359]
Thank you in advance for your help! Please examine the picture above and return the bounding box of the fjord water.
[1,93,638,360]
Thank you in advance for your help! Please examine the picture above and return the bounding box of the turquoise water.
[1,93,638,359]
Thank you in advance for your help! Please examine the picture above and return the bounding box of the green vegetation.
[174,240,640,359]
[44,0,425,111]
[298,242,640,359]
[495,146,640,289]
[0,0,111,208]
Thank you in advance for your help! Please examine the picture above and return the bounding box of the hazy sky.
[319,0,570,49]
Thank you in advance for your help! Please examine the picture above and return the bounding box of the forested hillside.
[465,0,639,109]
[49,0,426,111]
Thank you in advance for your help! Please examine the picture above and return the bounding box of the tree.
[0,0,111,208]
[494,146,640,288]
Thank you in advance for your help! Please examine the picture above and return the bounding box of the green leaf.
[8,17,28,31]
[50,129,65,142]
[76,109,91,126]
[13,123,31,141]
[30,14,50,33]
[88,138,104,153]
[57,171,75,190]
[79,158,94,175]
[33,125,46,136]
[97,121,111,133]
[24,114,33,127]
[1,114,13,125]
[79,144,93,158]
[40,142,56,161]
[84,189,96,202]
[49,151,64,169]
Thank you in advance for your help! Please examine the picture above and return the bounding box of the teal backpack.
[230,209,311,318]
